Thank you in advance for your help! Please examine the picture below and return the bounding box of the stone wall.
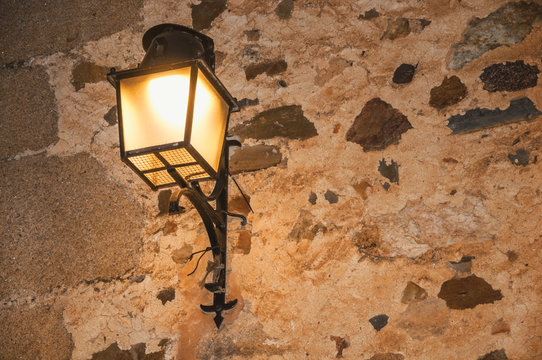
[1,1,541,359]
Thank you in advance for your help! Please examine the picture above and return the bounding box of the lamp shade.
[108,59,238,190]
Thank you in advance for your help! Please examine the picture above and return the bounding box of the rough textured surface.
[0,154,145,298]
[231,105,317,140]
[447,97,542,134]
[429,76,467,109]
[91,342,165,360]
[275,0,294,20]
[480,60,539,92]
[392,64,416,84]
[346,98,412,151]
[369,314,389,331]
[72,61,109,91]
[438,275,503,309]
[378,159,399,184]
[245,59,287,80]
[448,1,542,70]
[478,349,509,360]
[0,66,58,159]
[0,0,144,64]
[508,148,530,166]
[191,0,227,31]
[229,144,282,174]
[0,304,74,360]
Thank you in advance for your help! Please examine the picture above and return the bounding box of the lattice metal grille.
[128,153,164,171]
[144,170,175,186]
[160,148,196,166]
[176,165,208,181]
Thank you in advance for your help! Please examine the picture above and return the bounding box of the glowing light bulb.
[148,74,190,126]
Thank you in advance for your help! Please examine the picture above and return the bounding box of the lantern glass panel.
[191,68,229,172]
[119,66,191,152]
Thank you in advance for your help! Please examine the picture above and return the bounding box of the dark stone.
[104,106,117,126]
[157,288,175,305]
[429,76,467,109]
[244,30,260,41]
[381,18,411,40]
[0,0,144,64]
[330,336,349,358]
[229,144,282,174]
[378,159,399,184]
[91,342,165,360]
[275,0,294,20]
[446,97,542,135]
[481,60,539,92]
[438,275,503,309]
[393,64,416,84]
[163,220,178,235]
[369,314,389,331]
[238,98,259,108]
[508,148,529,166]
[0,304,74,360]
[346,98,412,151]
[368,354,405,360]
[382,182,391,191]
[478,349,509,360]
[0,66,58,160]
[278,79,288,87]
[449,1,542,70]
[157,190,172,216]
[324,190,339,204]
[358,8,380,20]
[231,105,317,141]
[449,255,475,273]
[309,192,317,205]
[506,250,518,262]
[191,0,227,31]
[0,153,145,298]
[71,61,109,91]
[131,275,146,283]
[245,59,288,80]
[450,189,457,195]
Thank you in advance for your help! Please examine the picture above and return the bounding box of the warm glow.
[148,75,190,127]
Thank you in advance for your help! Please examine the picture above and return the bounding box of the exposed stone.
[245,59,288,80]
[353,181,372,200]
[157,189,173,216]
[449,255,475,273]
[231,105,317,141]
[229,144,282,174]
[71,61,109,91]
[478,349,509,360]
[234,230,252,254]
[229,195,252,216]
[330,335,349,358]
[278,79,287,87]
[358,8,380,20]
[480,60,539,92]
[491,319,511,335]
[289,210,327,242]
[401,281,428,303]
[238,98,260,108]
[275,0,294,20]
[333,123,341,134]
[0,304,74,360]
[382,182,391,191]
[324,190,339,204]
[0,0,144,64]
[308,192,318,205]
[91,342,165,360]
[103,106,117,126]
[447,97,542,135]
[410,19,431,33]
[438,275,503,309]
[0,66,58,159]
[448,1,542,70]
[163,220,178,235]
[191,0,227,31]
[346,98,412,151]
[354,222,384,261]
[171,244,194,264]
[429,76,467,109]
[393,64,416,84]
[378,159,399,184]
[381,18,411,40]
[398,298,449,340]
[368,354,405,360]
[0,153,145,298]
[315,57,351,86]
[244,30,260,41]
[508,148,529,166]
[506,250,518,262]
[157,288,175,305]
[369,314,389,331]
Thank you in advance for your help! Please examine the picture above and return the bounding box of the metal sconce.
[107,24,245,328]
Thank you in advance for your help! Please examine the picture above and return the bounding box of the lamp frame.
[107,58,239,190]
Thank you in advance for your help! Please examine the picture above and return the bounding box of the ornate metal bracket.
[167,139,242,328]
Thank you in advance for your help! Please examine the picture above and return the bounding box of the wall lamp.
[107,24,246,328]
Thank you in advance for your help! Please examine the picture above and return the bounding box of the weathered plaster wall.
[1,1,541,359]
